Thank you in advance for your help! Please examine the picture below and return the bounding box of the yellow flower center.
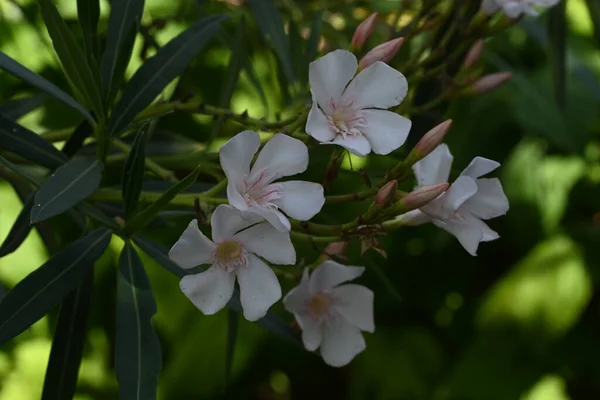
[308,293,331,317]
[216,241,242,265]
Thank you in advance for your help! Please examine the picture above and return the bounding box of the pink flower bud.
[463,39,484,69]
[324,241,348,258]
[358,37,404,70]
[413,120,452,159]
[472,72,512,94]
[401,183,449,211]
[351,12,378,51]
[375,180,398,206]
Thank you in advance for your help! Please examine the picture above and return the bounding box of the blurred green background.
[2,0,600,399]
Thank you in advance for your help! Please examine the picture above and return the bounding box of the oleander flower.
[169,205,295,321]
[481,0,559,18]
[306,49,412,156]
[219,130,325,232]
[398,144,509,256]
[283,261,374,367]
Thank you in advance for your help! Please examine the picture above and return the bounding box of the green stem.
[89,188,228,207]
[290,231,343,244]
[112,138,176,181]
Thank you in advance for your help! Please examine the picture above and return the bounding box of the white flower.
[481,0,559,18]
[305,49,412,157]
[169,205,295,321]
[399,144,509,256]
[219,130,325,232]
[283,261,374,367]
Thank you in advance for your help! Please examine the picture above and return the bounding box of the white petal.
[396,209,432,226]
[211,204,263,242]
[413,143,454,187]
[463,178,509,220]
[342,61,408,110]
[424,176,478,219]
[169,220,215,269]
[297,315,323,351]
[219,130,261,184]
[179,267,235,315]
[234,222,296,265]
[274,181,325,221]
[309,50,357,113]
[309,261,365,294]
[332,284,375,332]
[283,269,310,313]
[481,0,500,14]
[306,98,336,142]
[330,135,371,156]
[433,219,484,256]
[504,2,525,17]
[361,110,411,155]
[248,206,291,232]
[460,156,500,179]
[236,254,282,321]
[250,134,309,183]
[226,180,249,211]
[320,315,366,367]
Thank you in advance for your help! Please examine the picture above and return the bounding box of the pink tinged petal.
[433,219,484,256]
[309,50,358,113]
[250,134,309,182]
[309,261,365,294]
[342,61,408,110]
[236,254,282,321]
[413,144,454,187]
[249,206,291,232]
[361,109,411,155]
[298,315,323,351]
[169,219,215,269]
[179,267,236,315]
[211,204,263,242]
[274,181,325,221]
[219,130,261,184]
[397,209,433,226]
[463,178,509,220]
[331,284,375,333]
[283,269,310,313]
[234,222,296,265]
[306,99,336,143]
[460,156,500,179]
[320,315,366,367]
[330,134,371,156]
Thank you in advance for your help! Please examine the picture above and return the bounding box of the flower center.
[241,170,282,209]
[307,293,332,320]
[327,98,367,139]
[214,240,247,271]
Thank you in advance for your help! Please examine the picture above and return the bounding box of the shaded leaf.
[0,229,111,345]
[0,193,35,258]
[115,242,162,400]
[303,11,323,83]
[0,94,47,120]
[31,157,104,223]
[109,15,228,137]
[123,124,149,219]
[0,52,93,121]
[547,2,567,111]
[585,0,600,49]
[77,0,101,63]
[61,120,93,158]
[0,155,43,187]
[0,114,68,169]
[225,308,238,387]
[41,271,94,400]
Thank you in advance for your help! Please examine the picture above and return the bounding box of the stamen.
[214,240,247,271]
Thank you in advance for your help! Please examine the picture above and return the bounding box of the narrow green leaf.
[225,309,238,387]
[0,94,47,120]
[31,157,104,224]
[303,11,323,83]
[0,52,93,121]
[38,0,104,119]
[248,0,295,84]
[77,0,100,62]
[109,15,228,136]
[288,19,304,83]
[0,115,68,169]
[123,124,149,219]
[116,242,162,400]
[126,167,200,232]
[0,155,43,187]
[0,193,35,258]
[61,120,93,158]
[101,0,145,101]
[585,0,600,49]
[548,2,567,111]
[41,271,94,400]
[0,228,111,344]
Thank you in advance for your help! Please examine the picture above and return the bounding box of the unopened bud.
[351,12,378,51]
[324,241,347,259]
[462,39,484,69]
[472,72,512,94]
[358,37,404,70]
[409,120,452,163]
[375,180,397,206]
[400,183,449,211]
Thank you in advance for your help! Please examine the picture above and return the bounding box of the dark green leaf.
[77,0,100,63]
[41,271,94,400]
[109,15,228,137]
[0,52,93,121]
[225,309,238,387]
[585,0,600,49]
[303,11,323,83]
[0,115,68,169]
[248,0,295,84]
[101,0,144,101]
[547,2,567,111]
[0,228,111,345]
[75,202,121,230]
[0,193,35,258]
[39,0,104,119]
[31,157,104,224]
[0,155,43,187]
[123,124,149,219]
[61,120,93,158]
[132,235,185,278]
[116,242,162,400]
[288,19,304,83]
[125,167,200,232]
[0,94,47,120]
